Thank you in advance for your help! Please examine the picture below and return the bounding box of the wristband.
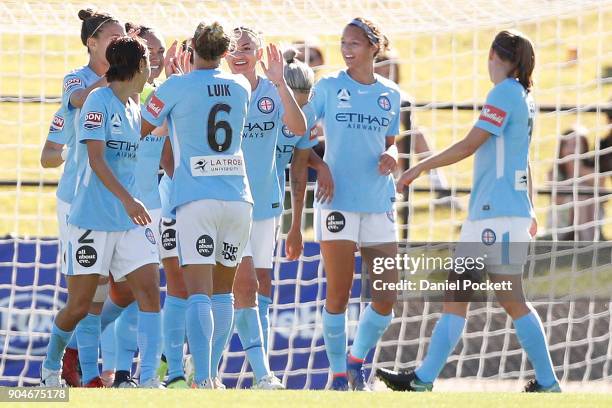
[384,144,398,161]
[60,148,69,161]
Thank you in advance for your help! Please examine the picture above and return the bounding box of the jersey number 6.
[207,103,232,152]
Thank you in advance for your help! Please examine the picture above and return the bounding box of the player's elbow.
[39,154,51,168]
[40,151,57,168]
[284,114,307,136]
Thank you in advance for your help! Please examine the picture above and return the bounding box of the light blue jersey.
[135,82,165,211]
[303,70,400,213]
[69,87,141,231]
[141,70,252,212]
[135,134,165,211]
[56,66,101,204]
[158,173,174,219]
[275,126,318,195]
[470,78,535,220]
[47,109,67,145]
[242,77,283,220]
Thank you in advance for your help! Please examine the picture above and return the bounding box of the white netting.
[0,0,611,388]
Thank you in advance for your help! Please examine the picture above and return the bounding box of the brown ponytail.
[78,9,119,48]
[491,30,535,92]
[193,22,232,61]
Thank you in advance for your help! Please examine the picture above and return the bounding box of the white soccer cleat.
[212,377,226,390]
[252,374,285,390]
[139,378,165,389]
[184,354,194,386]
[193,379,215,389]
[39,366,64,388]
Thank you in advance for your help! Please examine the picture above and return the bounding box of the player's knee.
[442,301,469,317]
[325,292,350,314]
[134,283,161,312]
[65,302,90,323]
[499,300,530,320]
[233,276,258,304]
[109,281,133,307]
[371,300,394,316]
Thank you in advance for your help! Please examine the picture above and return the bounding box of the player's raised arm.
[260,43,307,135]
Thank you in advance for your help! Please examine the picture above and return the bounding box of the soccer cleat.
[184,354,194,386]
[139,378,165,389]
[193,379,215,389]
[40,366,65,388]
[112,370,137,388]
[330,375,349,391]
[156,355,168,381]
[375,368,433,392]
[524,379,561,393]
[347,355,370,391]
[252,374,285,390]
[165,376,189,389]
[83,376,105,388]
[212,377,226,390]
[61,348,81,387]
[100,370,115,387]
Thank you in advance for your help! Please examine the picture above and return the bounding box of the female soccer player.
[281,48,334,258]
[97,22,175,388]
[290,18,401,391]
[376,30,561,393]
[39,8,124,388]
[41,36,163,389]
[141,21,253,389]
[218,27,305,390]
[40,110,84,388]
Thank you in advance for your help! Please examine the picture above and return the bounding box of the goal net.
[0,0,611,389]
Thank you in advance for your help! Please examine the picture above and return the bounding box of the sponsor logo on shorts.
[145,228,156,244]
[479,104,506,127]
[49,115,64,132]
[378,95,391,111]
[146,94,164,118]
[63,77,82,92]
[386,211,395,223]
[258,97,275,114]
[83,112,104,130]
[481,228,496,246]
[326,211,345,233]
[161,219,177,250]
[196,235,214,257]
[76,245,97,267]
[162,228,176,250]
[222,242,239,262]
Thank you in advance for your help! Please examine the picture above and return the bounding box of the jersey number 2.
[207,103,232,152]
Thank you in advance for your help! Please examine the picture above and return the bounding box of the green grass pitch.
[11,389,612,408]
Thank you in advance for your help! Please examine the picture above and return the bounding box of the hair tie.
[348,19,379,45]
[89,18,112,40]
[493,40,514,58]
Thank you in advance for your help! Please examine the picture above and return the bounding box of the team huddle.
[39,8,561,393]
